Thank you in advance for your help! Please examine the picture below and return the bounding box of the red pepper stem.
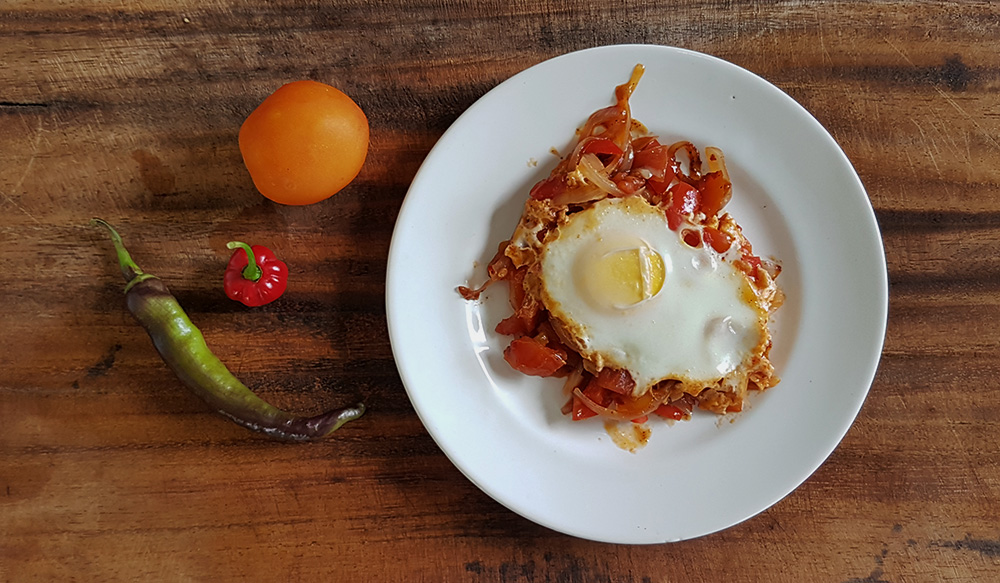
[227,241,263,282]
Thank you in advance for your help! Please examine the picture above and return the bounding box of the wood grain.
[3,1,1000,581]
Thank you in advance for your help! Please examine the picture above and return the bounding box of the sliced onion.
[572,386,668,421]
[578,153,625,197]
[618,141,635,174]
[550,182,605,206]
[760,257,782,279]
[570,136,628,174]
[561,366,586,396]
[668,141,702,185]
[704,146,730,183]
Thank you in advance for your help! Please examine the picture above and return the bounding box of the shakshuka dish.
[460,65,784,437]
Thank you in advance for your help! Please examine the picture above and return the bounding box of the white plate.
[386,45,887,544]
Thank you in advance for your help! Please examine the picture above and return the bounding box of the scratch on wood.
[815,8,832,66]
[934,85,1000,151]
[910,119,942,179]
[881,39,998,153]
[0,192,40,224]
[0,117,45,224]
[883,36,914,66]
[901,148,916,178]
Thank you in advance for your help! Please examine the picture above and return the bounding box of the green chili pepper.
[91,218,365,441]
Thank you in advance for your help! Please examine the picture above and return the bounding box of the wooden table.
[3,1,998,580]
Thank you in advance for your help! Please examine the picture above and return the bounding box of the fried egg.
[538,196,766,395]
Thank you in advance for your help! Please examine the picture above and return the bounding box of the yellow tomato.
[239,80,369,205]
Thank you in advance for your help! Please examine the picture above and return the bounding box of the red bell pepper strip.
[223,242,288,307]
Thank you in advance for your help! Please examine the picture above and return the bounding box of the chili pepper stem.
[91,218,158,292]
[227,241,263,282]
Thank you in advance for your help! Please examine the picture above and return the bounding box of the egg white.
[538,196,766,394]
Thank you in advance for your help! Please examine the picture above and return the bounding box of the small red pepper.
[223,241,288,307]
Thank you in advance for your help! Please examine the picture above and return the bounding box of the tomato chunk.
[580,137,623,158]
[507,267,526,310]
[666,183,700,230]
[571,395,599,420]
[632,144,671,181]
[503,337,566,377]
[594,368,636,395]
[739,254,763,283]
[646,176,671,200]
[654,404,686,421]
[529,175,567,200]
[698,170,732,217]
[702,226,732,253]
[582,381,611,406]
[495,314,528,336]
[613,172,646,195]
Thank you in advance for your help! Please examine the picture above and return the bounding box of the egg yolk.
[583,244,665,309]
